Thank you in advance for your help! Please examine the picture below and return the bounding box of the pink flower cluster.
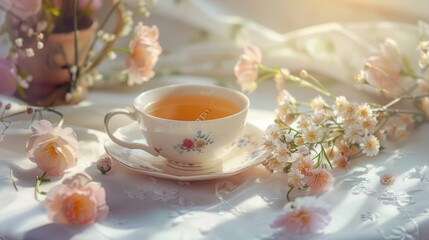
[25,120,109,225]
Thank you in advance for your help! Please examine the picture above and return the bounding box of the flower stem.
[109,47,131,55]
[71,0,80,91]
[83,0,123,72]
[286,187,294,202]
[35,172,50,196]
[9,168,17,192]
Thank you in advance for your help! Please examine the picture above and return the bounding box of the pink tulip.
[0,0,42,20]
[0,59,18,96]
[26,120,79,176]
[45,173,109,225]
[234,45,261,93]
[125,22,162,86]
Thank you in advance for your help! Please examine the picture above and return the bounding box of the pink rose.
[271,196,331,236]
[182,139,194,150]
[0,59,18,96]
[45,173,109,225]
[0,0,42,20]
[125,22,162,86]
[365,38,403,97]
[26,120,79,176]
[234,45,261,93]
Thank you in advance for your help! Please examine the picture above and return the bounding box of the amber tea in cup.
[145,94,240,121]
[104,84,249,170]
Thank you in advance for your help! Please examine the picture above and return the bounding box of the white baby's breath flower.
[15,38,23,47]
[265,158,287,173]
[297,145,310,155]
[65,92,73,102]
[284,132,294,143]
[294,137,305,146]
[360,135,380,157]
[107,51,117,60]
[310,96,326,111]
[344,102,358,119]
[354,70,367,87]
[274,143,290,163]
[37,41,44,49]
[311,111,326,125]
[334,96,349,114]
[357,103,372,118]
[359,116,377,134]
[287,167,305,189]
[302,125,324,143]
[265,123,281,139]
[25,48,34,57]
[297,115,310,130]
[17,76,30,88]
[344,122,362,144]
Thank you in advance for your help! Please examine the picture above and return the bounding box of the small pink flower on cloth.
[45,173,109,225]
[26,120,79,176]
[271,196,331,236]
[0,0,42,20]
[234,45,262,93]
[125,22,162,85]
[380,174,395,186]
[306,169,334,194]
[96,155,112,175]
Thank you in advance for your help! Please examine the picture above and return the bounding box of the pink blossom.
[306,169,334,193]
[26,120,79,176]
[271,196,331,235]
[0,0,41,20]
[0,59,18,96]
[365,38,403,97]
[125,22,162,86]
[234,45,261,93]
[45,173,109,225]
[292,155,313,176]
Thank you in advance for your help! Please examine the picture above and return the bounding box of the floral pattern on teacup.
[174,131,214,154]
[237,134,258,149]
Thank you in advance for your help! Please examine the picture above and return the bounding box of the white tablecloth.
[1,76,429,240]
[1,1,429,239]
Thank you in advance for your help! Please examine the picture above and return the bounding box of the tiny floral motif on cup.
[237,134,258,149]
[174,131,214,154]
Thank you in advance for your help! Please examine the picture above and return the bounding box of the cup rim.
[134,84,250,122]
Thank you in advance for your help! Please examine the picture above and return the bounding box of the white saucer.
[104,121,268,181]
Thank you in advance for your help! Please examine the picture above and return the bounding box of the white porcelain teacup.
[104,84,249,170]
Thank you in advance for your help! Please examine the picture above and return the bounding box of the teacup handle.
[104,108,159,156]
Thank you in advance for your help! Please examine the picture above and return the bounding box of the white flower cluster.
[263,92,384,192]
[234,22,429,199]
